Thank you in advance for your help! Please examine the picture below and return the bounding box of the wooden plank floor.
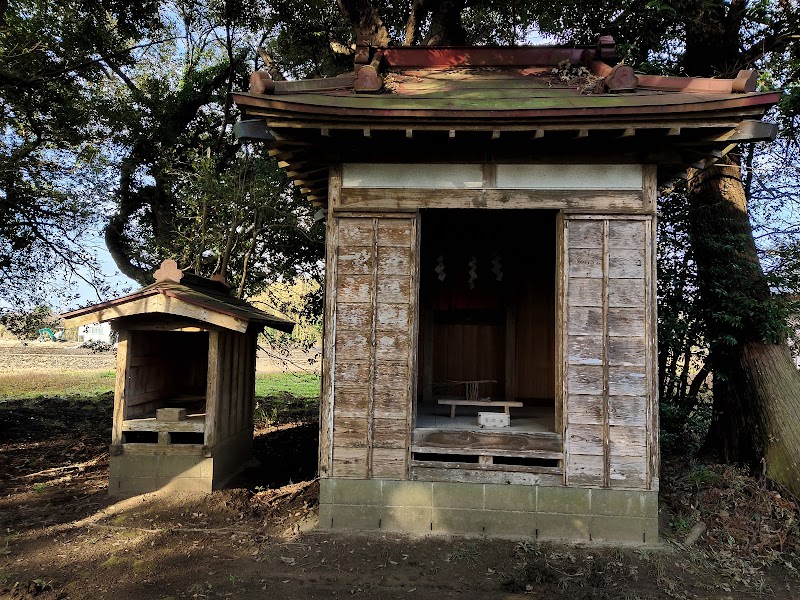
[415,404,555,433]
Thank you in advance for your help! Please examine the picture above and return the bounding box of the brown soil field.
[0,341,319,375]
[255,346,321,375]
[0,342,116,372]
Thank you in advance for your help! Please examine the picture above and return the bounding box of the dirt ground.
[1,345,799,599]
[0,342,116,372]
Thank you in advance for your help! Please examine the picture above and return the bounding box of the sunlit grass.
[0,370,116,400]
[0,370,321,400]
[255,372,320,399]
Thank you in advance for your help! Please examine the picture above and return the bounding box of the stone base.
[109,430,253,496]
[319,479,658,544]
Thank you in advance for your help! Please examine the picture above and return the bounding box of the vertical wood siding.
[329,215,417,480]
[206,330,256,447]
[563,216,656,490]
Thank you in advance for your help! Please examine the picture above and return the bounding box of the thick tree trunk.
[687,161,800,497]
[337,0,390,46]
[104,155,153,286]
[741,343,800,495]
[423,0,466,45]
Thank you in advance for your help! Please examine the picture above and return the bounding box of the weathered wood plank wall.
[328,214,418,480]
[206,330,257,447]
[123,331,208,417]
[322,162,658,490]
[563,215,656,490]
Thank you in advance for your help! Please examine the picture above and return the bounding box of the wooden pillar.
[112,329,130,445]
[204,330,220,447]
[504,307,516,402]
[422,309,434,404]
[319,164,341,478]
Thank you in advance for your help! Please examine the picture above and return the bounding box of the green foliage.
[656,184,714,452]
[162,152,325,301]
[84,1,328,327]
[260,0,353,78]
[0,305,57,340]
[3,0,800,462]
[683,464,724,488]
[254,392,319,426]
[0,371,117,400]
[0,1,160,305]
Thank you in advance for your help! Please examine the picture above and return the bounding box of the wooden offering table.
[436,379,523,418]
[438,398,524,418]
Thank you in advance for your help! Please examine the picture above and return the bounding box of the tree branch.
[403,0,429,46]
[21,37,179,88]
[103,58,144,100]
[741,32,800,66]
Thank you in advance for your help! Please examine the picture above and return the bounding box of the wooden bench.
[437,398,524,418]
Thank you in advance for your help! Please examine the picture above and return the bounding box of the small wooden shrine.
[232,39,779,542]
[62,260,293,495]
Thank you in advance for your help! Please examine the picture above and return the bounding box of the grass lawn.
[0,369,117,399]
[255,372,320,398]
[0,369,320,400]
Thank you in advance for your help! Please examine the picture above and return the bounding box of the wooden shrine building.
[62,260,294,496]
[233,40,780,543]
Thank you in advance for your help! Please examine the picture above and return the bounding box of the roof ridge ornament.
[210,272,232,290]
[733,70,758,93]
[596,35,618,65]
[354,48,384,93]
[153,259,183,283]
[250,70,275,95]
[603,63,639,93]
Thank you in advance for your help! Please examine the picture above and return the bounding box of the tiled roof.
[232,42,781,205]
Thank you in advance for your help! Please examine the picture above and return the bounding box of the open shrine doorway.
[416,209,557,434]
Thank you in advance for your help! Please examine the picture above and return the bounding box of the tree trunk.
[423,0,466,45]
[337,0,390,46]
[741,343,800,496]
[687,160,800,496]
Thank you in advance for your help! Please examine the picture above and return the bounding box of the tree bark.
[104,151,154,286]
[677,0,800,496]
[423,0,466,46]
[687,161,800,497]
[337,0,390,46]
[682,0,742,77]
[403,0,428,46]
[742,343,800,495]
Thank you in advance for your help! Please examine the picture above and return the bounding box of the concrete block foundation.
[319,479,658,544]
[109,430,253,496]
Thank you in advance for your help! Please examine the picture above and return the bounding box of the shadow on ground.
[231,422,319,491]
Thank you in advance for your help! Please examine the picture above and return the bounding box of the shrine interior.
[415,209,557,433]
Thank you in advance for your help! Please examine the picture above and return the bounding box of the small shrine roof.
[61,261,295,334]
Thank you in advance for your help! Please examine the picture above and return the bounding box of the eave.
[232,41,781,207]
[234,116,778,207]
[62,284,295,334]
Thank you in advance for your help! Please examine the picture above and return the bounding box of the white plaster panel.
[496,164,643,190]
[342,163,483,189]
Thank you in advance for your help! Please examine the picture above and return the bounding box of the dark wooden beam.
[233,120,275,142]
